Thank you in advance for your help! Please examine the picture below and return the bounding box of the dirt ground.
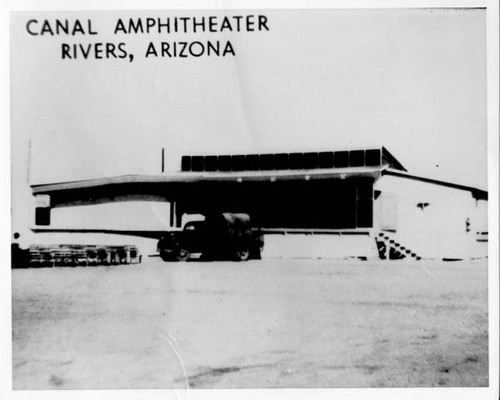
[12,257,488,389]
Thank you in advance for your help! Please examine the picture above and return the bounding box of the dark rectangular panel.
[245,155,260,171]
[334,151,349,168]
[357,179,373,199]
[349,150,365,167]
[303,152,319,169]
[231,155,246,171]
[356,199,373,228]
[191,156,205,172]
[35,207,51,226]
[274,153,289,170]
[218,155,232,171]
[365,149,381,166]
[318,152,334,168]
[181,156,192,171]
[201,180,358,230]
[259,154,275,170]
[205,156,218,171]
[289,153,304,169]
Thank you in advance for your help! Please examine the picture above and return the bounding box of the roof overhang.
[31,166,383,195]
[382,169,488,200]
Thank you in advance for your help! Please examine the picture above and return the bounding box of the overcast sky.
[11,8,487,232]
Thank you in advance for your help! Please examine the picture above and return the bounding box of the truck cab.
[157,213,263,262]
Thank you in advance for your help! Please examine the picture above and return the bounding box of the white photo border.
[1,1,498,400]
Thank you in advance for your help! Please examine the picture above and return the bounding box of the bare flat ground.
[12,258,488,389]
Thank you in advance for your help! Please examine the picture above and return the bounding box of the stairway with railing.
[374,232,422,260]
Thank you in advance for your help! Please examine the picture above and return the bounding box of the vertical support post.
[169,200,183,228]
[176,204,183,228]
[169,201,176,228]
[161,148,165,173]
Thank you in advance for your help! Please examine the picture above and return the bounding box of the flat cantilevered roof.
[30,146,487,201]
[31,166,383,195]
[31,146,405,195]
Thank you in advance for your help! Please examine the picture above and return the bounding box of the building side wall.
[262,234,378,260]
[374,175,487,259]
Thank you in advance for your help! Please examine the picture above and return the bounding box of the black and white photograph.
[4,1,499,398]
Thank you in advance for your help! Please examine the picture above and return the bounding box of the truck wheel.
[175,247,190,262]
[235,245,250,261]
[159,250,171,262]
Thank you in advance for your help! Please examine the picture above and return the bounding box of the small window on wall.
[318,152,334,168]
[218,155,232,171]
[349,150,365,167]
[259,154,274,170]
[274,153,289,170]
[303,152,319,169]
[245,155,260,171]
[191,156,204,171]
[416,202,429,210]
[289,153,304,169]
[365,149,381,166]
[334,151,349,168]
[231,155,246,171]
[181,156,192,171]
[205,156,218,171]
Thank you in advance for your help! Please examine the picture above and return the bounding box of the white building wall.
[29,201,172,256]
[375,175,487,259]
[262,234,378,260]
[50,201,171,230]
